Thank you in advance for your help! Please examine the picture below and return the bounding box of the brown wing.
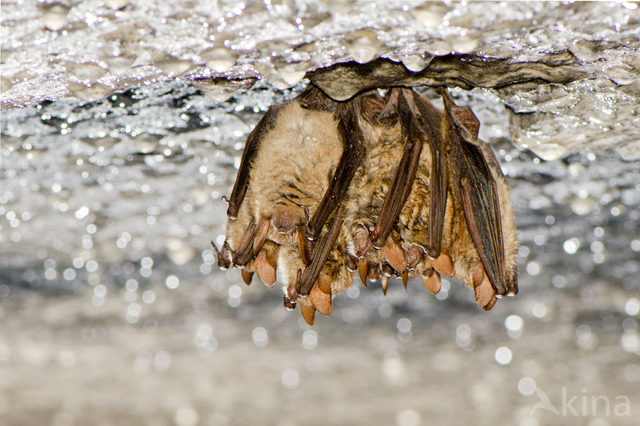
[369,88,424,251]
[408,90,448,260]
[296,207,345,298]
[304,98,366,242]
[437,87,508,296]
[226,104,284,219]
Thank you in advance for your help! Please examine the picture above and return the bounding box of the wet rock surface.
[1,1,640,426]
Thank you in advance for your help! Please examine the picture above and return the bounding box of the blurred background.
[1,1,640,425]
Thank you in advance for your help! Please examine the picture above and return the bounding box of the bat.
[212,84,518,325]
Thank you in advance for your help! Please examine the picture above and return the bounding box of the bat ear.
[317,272,333,294]
[299,301,316,325]
[241,269,253,286]
[381,236,407,274]
[472,261,498,310]
[421,270,441,295]
[309,283,332,316]
[427,246,455,277]
[254,246,278,288]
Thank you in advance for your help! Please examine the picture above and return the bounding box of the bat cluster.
[212,84,518,325]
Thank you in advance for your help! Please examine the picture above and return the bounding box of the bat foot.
[283,295,296,310]
[405,245,425,270]
[222,196,239,220]
[367,262,381,283]
[211,241,231,269]
[343,250,358,272]
[353,224,374,258]
[293,268,313,299]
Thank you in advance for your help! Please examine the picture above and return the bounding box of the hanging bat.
[212,83,518,325]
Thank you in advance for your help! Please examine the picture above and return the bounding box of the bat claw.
[303,208,316,242]
[222,195,238,220]
[223,241,236,266]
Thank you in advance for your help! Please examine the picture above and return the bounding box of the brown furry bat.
[213,84,518,325]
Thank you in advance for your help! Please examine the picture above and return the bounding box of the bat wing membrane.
[438,88,508,296]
